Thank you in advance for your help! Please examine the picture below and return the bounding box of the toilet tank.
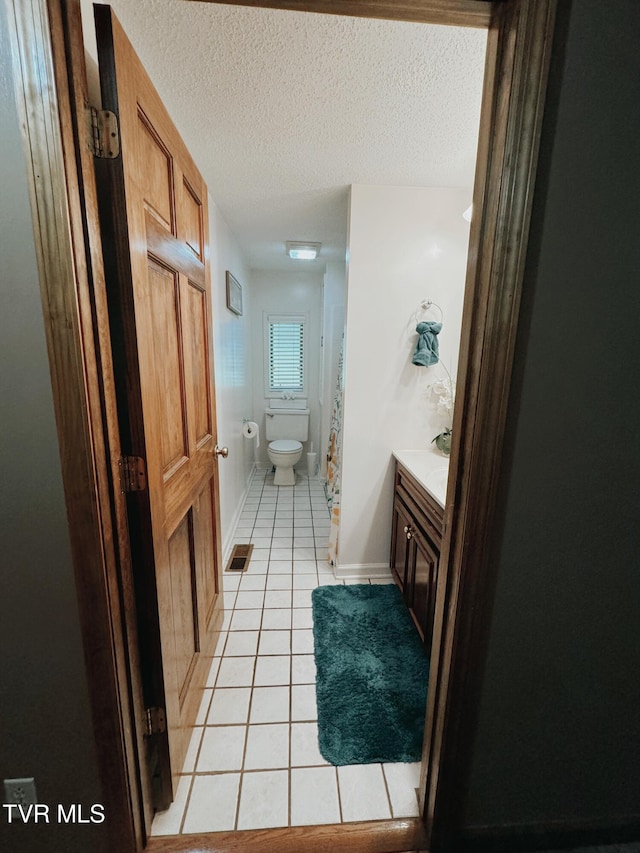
[264,399,310,441]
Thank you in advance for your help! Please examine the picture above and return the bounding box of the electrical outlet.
[4,778,37,806]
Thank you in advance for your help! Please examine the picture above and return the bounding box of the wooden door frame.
[5,0,557,851]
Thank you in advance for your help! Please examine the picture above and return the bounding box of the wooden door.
[94,4,224,812]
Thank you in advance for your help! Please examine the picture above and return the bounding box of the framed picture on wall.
[226,271,243,316]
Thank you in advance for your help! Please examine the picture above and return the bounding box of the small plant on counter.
[432,427,452,456]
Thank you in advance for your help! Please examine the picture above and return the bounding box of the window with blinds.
[265,314,306,394]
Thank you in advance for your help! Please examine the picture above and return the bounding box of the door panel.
[167,513,199,700]
[182,180,204,259]
[138,113,174,230]
[147,260,188,473]
[412,531,439,646]
[94,4,224,813]
[183,279,213,446]
[194,481,219,626]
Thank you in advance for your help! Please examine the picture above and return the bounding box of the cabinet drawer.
[396,463,444,531]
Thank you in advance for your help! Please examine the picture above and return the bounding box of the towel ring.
[414,299,443,323]
[406,299,444,345]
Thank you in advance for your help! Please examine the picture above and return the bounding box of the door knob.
[214,445,229,459]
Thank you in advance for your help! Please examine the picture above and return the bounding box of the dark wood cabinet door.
[392,462,445,648]
[412,531,440,645]
[391,498,413,597]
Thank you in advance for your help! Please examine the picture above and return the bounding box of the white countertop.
[392,448,450,507]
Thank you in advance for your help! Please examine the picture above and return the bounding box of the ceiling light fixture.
[286,241,321,261]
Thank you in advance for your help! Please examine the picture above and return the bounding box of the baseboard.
[457,814,640,852]
[334,562,393,580]
[221,463,256,567]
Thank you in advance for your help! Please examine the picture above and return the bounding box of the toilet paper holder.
[242,418,260,448]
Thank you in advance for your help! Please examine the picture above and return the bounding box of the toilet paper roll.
[242,420,260,448]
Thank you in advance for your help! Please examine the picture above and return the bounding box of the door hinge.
[145,707,166,737]
[86,105,120,159]
[118,456,147,493]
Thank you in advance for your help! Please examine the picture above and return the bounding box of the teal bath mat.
[311,584,429,765]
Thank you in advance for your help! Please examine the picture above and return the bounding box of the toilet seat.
[268,439,302,454]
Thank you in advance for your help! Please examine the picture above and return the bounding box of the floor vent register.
[225,543,253,573]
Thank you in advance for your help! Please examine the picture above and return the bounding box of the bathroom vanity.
[390,451,447,647]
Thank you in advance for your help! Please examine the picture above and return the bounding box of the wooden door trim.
[185,0,493,28]
[7,0,557,851]
[5,0,142,849]
[422,1,558,849]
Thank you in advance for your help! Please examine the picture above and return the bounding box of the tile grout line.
[183,761,336,776]
[288,631,293,828]
[231,617,257,831]
[199,681,216,728]
[188,725,206,777]
[178,772,197,835]
[288,474,305,828]
[335,764,344,824]
[174,472,248,834]
[243,475,280,830]
[234,760,245,831]
[380,762,395,820]
[229,476,262,833]
[286,479,294,828]
[293,472,310,826]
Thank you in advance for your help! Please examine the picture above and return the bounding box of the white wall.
[319,261,346,478]
[338,184,471,574]
[210,199,254,561]
[250,269,323,470]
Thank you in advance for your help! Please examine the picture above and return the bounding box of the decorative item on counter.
[428,376,455,418]
[411,321,442,367]
[427,375,455,456]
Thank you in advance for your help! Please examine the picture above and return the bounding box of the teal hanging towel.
[412,321,442,366]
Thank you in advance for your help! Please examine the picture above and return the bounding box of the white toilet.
[265,399,310,486]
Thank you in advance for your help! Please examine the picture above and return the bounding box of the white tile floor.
[151,469,421,837]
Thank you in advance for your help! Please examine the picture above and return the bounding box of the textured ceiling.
[87,2,487,270]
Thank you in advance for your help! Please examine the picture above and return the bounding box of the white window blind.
[266,315,305,394]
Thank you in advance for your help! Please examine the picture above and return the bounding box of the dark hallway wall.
[463,0,640,833]
[0,4,106,851]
